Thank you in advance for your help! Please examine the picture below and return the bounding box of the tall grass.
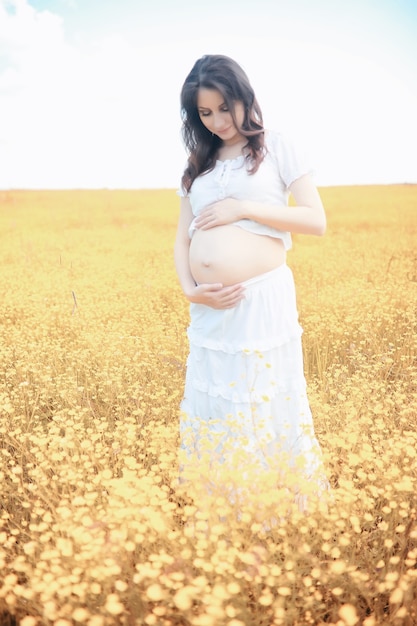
[0,186,416,625]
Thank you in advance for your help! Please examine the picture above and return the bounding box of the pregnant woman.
[174,54,328,512]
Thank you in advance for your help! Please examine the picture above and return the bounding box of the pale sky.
[0,0,416,189]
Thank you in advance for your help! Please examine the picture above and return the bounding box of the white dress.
[179,131,329,510]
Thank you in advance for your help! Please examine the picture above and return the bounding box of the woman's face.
[197,87,245,145]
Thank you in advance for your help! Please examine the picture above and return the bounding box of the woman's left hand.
[194,198,244,229]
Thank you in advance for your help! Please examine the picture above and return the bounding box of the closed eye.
[198,106,229,117]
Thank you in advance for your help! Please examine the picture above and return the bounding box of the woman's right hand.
[186,283,245,309]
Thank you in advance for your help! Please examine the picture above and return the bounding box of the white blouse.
[179,130,311,251]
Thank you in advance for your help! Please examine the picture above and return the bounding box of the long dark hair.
[180,55,265,194]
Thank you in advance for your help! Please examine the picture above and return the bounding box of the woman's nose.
[212,115,224,130]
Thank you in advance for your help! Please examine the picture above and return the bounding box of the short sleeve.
[267,130,313,188]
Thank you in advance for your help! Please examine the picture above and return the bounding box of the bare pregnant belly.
[189,224,286,285]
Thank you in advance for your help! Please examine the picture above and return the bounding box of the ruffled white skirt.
[179,264,328,510]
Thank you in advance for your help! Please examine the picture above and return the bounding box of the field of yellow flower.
[0,185,416,626]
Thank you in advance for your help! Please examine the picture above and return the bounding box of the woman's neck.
[217,139,248,161]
